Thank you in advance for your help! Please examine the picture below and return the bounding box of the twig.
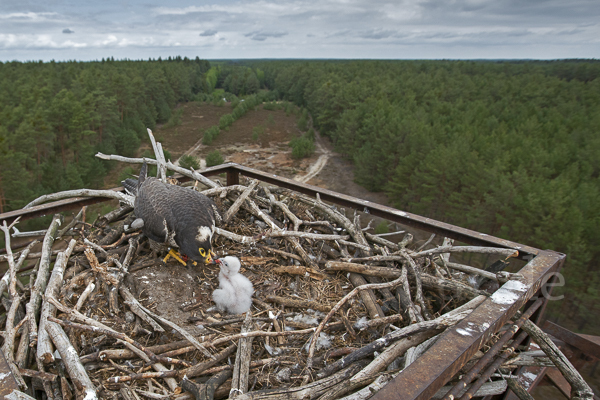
[74,281,96,311]
[26,214,62,346]
[94,153,219,189]
[0,239,38,297]
[521,320,594,400]
[506,378,536,400]
[413,245,519,259]
[399,250,431,320]
[45,321,98,400]
[230,312,254,398]
[137,303,213,359]
[49,317,190,368]
[24,188,134,208]
[119,286,164,332]
[38,239,77,364]
[224,180,259,222]
[214,227,255,244]
[147,129,167,181]
[108,343,237,383]
[0,218,22,298]
[233,361,369,400]
[306,275,406,369]
[315,295,486,379]
[266,295,331,312]
[353,314,403,331]
[319,330,437,400]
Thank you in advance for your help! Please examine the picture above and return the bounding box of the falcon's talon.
[164,249,187,266]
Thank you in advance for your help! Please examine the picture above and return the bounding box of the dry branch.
[224,180,259,222]
[315,295,486,379]
[24,189,134,209]
[230,312,254,398]
[413,245,518,259]
[266,296,331,312]
[235,361,369,400]
[48,317,190,368]
[109,343,237,383]
[26,214,62,346]
[119,286,164,332]
[45,321,97,400]
[307,275,409,369]
[137,303,213,359]
[521,320,594,400]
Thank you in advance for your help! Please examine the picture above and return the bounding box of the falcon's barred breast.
[123,162,220,264]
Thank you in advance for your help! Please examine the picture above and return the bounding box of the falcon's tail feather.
[139,161,148,187]
[122,178,139,196]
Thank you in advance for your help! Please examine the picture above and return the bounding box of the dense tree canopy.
[249,59,600,333]
[0,57,211,211]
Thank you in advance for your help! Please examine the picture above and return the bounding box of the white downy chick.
[212,256,254,314]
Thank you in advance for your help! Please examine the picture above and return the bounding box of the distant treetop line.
[1,58,599,333]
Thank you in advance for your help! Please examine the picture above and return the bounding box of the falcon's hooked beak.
[206,250,218,265]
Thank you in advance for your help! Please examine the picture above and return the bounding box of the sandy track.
[293,132,330,183]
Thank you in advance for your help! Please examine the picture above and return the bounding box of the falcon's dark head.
[180,226,216,264]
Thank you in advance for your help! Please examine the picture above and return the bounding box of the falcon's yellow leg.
[163,249,187,266]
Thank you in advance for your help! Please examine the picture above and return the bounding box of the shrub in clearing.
[179,154,200,170]
[206,150,224,167]
[289,135,315,159]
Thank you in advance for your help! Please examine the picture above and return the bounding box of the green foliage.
[205,67,220,93]
[220,66,261,96]
[164,107,184,128]
[219,114,235,130]
[118,166,135,184]
[263,102,281,111]
[247,58,600,333]
[252,125,265,141]
[202,126,220,145]
[297,114,308,132]
[179,154,200,170]
[289,134,315,159]
[0,57,211,213]
[205,150,224,167]
[373,221,389,235]
[268,114,275,125]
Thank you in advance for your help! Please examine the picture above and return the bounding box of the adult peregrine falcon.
[123,162,220,265]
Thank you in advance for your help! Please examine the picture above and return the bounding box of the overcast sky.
[1,0,599,62]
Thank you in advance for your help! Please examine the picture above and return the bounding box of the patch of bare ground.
[103,100,391,213]
[157,103,232,157]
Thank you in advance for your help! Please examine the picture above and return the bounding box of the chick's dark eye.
[199,248,206,257]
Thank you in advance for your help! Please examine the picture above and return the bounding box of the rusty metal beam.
[441,297,544,400]
[371,250,565,400]
[0,349,20,397]
[543,321,600,359]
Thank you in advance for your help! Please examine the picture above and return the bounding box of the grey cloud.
[359,29,396,39]
[62,28,74,34]
[555,28,585,35]
[200,29,217,36]
[245,31,288,41]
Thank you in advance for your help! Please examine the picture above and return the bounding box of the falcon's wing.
[135,178,174,243]
[169,187,218,233]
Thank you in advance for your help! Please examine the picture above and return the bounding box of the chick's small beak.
[206,250,218,265]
